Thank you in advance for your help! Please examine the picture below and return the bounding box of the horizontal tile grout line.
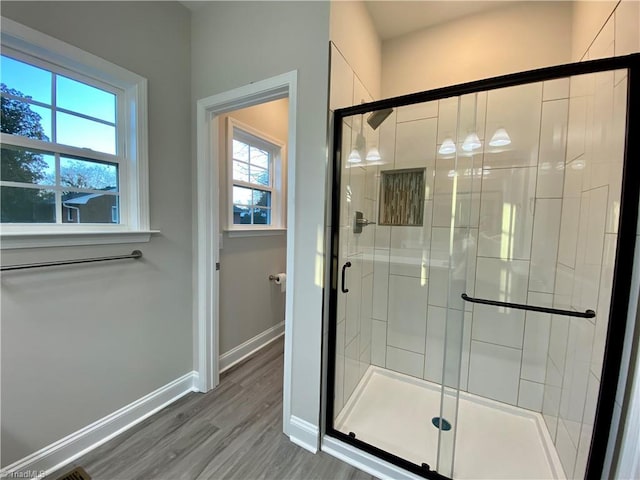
[614,74,628,87]
[558,417,580,451]
[425,305,467,312]
[519,378,546,386]
[345,334,358,350]
[396,116,439,124]
[475,165,539,171]
[471,337,523,351]
[557,261,575,270]
[582,184,612,193]
[387,273,429,279]
[475,255,531,260]
[386,343,425,356]
[542,97,571,102]
[567,152,585,163]
[528,289,555,295]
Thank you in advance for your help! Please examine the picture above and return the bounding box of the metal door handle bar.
[1,250,143,271]
[461,293,595,318]
[341,261,352,293]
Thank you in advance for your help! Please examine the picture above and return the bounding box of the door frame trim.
[194,70,297,435]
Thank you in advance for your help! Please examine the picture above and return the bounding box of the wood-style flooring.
[47,338,373,480]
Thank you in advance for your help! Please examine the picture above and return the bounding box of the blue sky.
[1,54,116,155]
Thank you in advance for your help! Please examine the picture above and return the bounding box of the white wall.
[543,67,627,480]
[217,100,288,354]
[328,1,381,109]
[191,1,330,428]
[570,0,640,63]
[328,1,381,421]
[330,2,640,477]
[0,1,192,467]
[570,1,640,477]
[353,82,572,415]
[381,1,573,97]
[330,0,381,100]
[571,0,619,61]
[330,80,376,420]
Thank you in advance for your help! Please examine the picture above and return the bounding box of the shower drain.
[431,416,452,431]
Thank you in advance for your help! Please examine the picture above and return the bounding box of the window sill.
[225,228,286,238]
[0,229,161,249]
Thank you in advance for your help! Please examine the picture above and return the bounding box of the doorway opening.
[194,71,297,435]
[217,98,288,376]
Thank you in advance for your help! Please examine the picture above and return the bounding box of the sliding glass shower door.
[330,94,475,476]
[327,55,638,480]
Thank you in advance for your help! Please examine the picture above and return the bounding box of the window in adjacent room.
[0,18,150,247]
[227,117,285,231]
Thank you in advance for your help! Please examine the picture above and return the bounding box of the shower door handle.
[461,293,595,318]
[341,261,352,293]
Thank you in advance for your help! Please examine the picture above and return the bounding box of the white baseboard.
[289,415,319,453]
[1,371,199,478]
[322,435,425,480]
[219,321,284,373]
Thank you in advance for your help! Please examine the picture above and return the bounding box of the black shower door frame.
[325,53,640,480]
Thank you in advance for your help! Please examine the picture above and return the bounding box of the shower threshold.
[335,366,565,480]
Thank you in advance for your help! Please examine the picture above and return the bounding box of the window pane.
[233,139,248,162]
[250,165,269,186]
[0,97,51,141]
[253,207,271,225]
[56,112,116,154]
[111,198,120,223]
[232,160,249,182]
[60,157,118,191]
[1,55,52,104]
[233,204,251,224]
[1,186,55,223]
[1,146,55,185]
[253,189,271,207]
[30,105,52,141]
[250,147,269,169]
[233,185,252,205]
[62,190,118,223]
[57,75,116,123]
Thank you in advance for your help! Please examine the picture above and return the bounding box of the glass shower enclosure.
[326,54,639,479]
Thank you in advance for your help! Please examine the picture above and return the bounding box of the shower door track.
[326,53,640,480]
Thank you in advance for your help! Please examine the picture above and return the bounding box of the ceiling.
[180,1,207,12]
[365,1,512,40]
[180,1,523,41]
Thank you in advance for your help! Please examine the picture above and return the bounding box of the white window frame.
[0,17,154,249]
[226,117,286,234]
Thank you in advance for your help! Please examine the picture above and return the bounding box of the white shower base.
[335,366,565,480]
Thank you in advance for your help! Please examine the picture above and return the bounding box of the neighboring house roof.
[59,187,117,206]
[63,192,108,205]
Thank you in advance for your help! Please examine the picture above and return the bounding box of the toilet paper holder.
[269,273,286,283]
[269,273,286,292]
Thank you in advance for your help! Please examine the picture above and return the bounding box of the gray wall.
[191,1,330,425]
[218,234,286,353]
[218,100,288,354]
[1,1,192,466]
